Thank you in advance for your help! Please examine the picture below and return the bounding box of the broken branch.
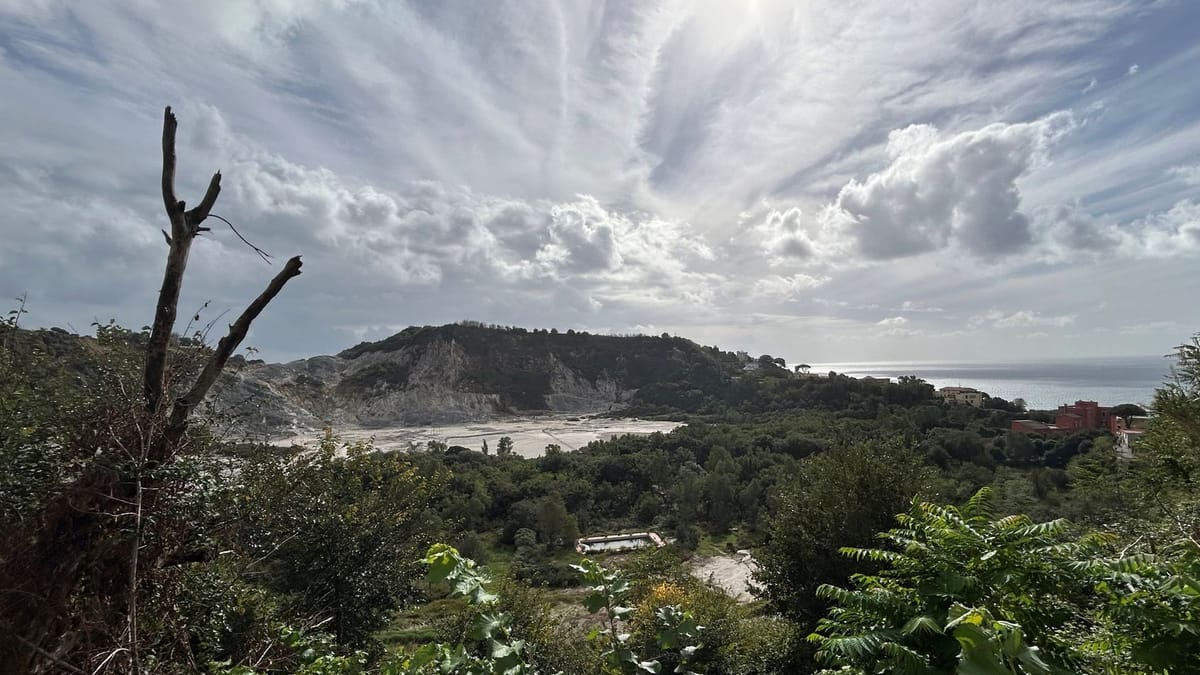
[167,256,303,432]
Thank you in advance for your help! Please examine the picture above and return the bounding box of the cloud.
[1037,203,1122,254]
[750,273,828,302]
[900,300,944,313]
[0,0,1198,364]
[1034,199,1200,259]
[1132,199,1200,256]
[874,315,921,338]
[1128,63,1140,75]
[820,113,1074,260]
[969,310,1076,329]
[1118,320,1179,336]
[1168,164,1200,186]
[748,207,818,262]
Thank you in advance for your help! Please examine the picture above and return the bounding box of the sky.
[1,1,1199,364]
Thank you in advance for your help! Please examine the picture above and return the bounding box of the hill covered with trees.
[210,322,749,430]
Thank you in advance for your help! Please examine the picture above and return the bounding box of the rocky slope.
[214,323,741,434]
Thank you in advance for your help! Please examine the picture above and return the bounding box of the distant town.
[734,351,1153,458]
[933,384,1149,457]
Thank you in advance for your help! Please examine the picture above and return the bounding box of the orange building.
[1054,400,1112,432]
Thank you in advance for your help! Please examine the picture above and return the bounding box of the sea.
[808,355,1175,411]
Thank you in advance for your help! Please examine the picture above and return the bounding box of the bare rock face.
[212,323,737,434]
[544,356,631,413]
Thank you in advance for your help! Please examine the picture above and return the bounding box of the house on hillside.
[935,386,987,407]
[1054,400,1112,431]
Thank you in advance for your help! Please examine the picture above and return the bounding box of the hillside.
[218,323,744,432]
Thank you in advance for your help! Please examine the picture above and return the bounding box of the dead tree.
[0,107,302,673]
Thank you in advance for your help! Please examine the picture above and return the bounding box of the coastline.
[809,355,1170,409]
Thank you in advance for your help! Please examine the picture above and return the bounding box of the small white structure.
[576,531,665,554]
[1113,415,1151,458]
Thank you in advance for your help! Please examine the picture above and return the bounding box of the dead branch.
[167,256,302,434]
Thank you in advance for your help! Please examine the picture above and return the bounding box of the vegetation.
[4,216,1199,674]
[10,312,1193,671]
[12,100,1200,675]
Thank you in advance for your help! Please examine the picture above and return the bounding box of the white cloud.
[1118,320,1179,336]
[1034,198,1200,259]
[1131,199,1200,256]
[820,113,1074,260]
[750,273,828,302]
[747,207,819,263]
[877,316,909,326]
[969,310,1076,329]
[1128,63,1140,75]
[900,300,944,313]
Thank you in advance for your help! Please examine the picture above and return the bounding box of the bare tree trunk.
[1,105,302,674]
[144,106,222,413]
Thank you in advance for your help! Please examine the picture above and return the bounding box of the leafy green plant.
[397,546,704,675]
[809,485,1200,675]
[396,544,536,675]
[573,557,704,675]
[809,488,1104,674]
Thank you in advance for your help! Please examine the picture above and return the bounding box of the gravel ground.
[275,415,681,457]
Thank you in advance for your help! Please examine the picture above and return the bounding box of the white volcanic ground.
[691,553,758,603]
[273,415,682,458]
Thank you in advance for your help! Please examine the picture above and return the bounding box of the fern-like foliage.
[809,488,1100,674]
[811,487,1200,674]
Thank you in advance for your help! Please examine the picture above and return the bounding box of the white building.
[935,386,987,407]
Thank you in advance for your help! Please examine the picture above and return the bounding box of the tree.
[535,495,579,550]
[1110,403,1147,419]
[704,446,739,532]
[497,436,515,456]
[755,442,935,624]
[239,438,442,645]
[514,527,538,549]
[1156,334,1200,444]
[0,107,303,672]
